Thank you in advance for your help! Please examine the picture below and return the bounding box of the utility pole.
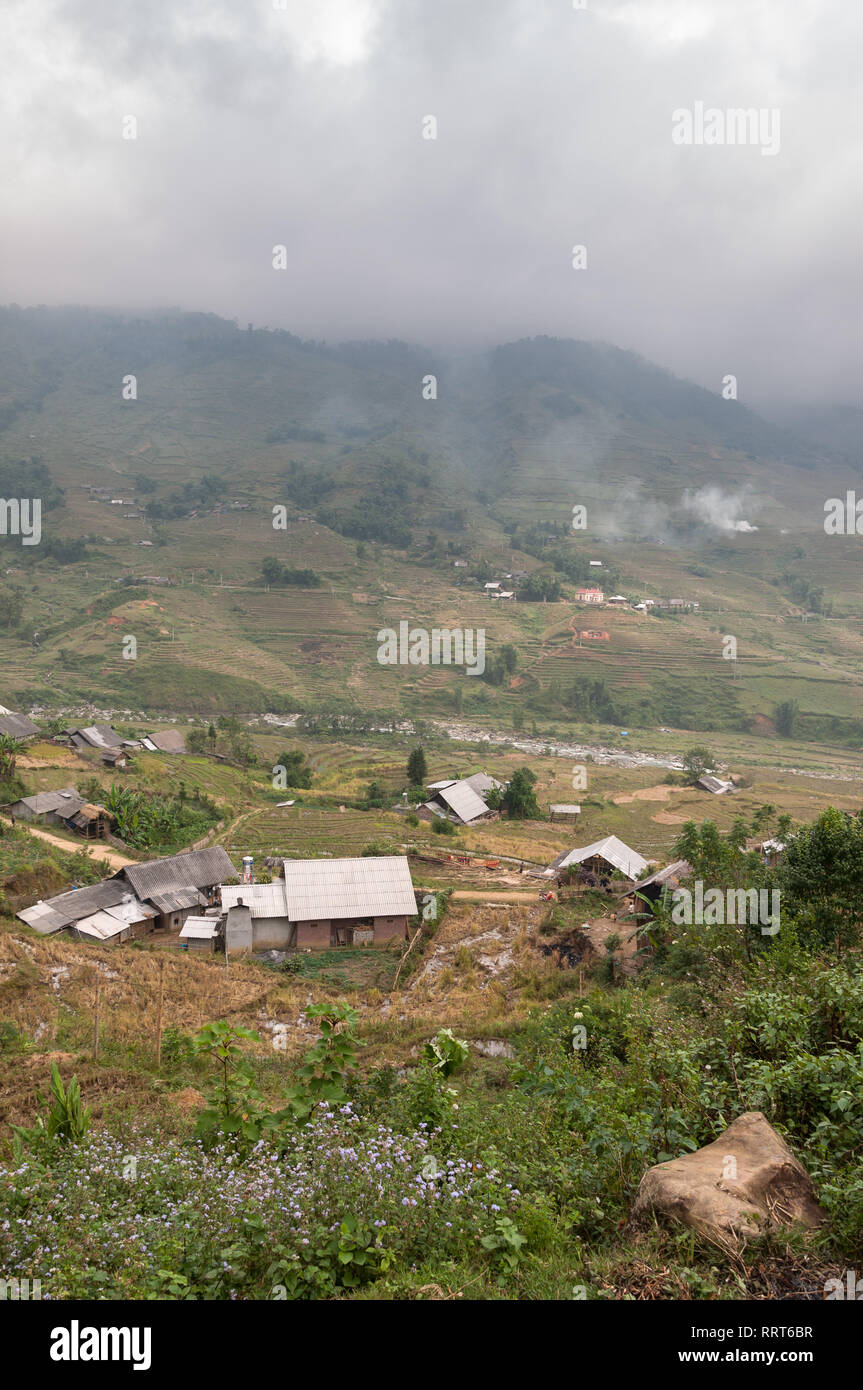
[155,956,164,1068]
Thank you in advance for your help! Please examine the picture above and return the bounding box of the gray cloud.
[0,0,860,410]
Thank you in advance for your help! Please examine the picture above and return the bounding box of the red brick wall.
[373,915,407,942]
[295,920,332,948]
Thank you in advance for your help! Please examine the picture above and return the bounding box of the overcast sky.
[0,0,860,411]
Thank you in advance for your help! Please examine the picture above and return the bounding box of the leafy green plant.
[281,1003,361,1124]
[480,1217,527,1277]
[12,1063,92,1157]
[191,1021,269,1149]
[424,1028,469,1077]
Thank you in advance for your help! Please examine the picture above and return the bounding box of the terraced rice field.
[221,805,409,859]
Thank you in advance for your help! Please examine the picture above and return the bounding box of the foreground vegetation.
[1,913,860,1299]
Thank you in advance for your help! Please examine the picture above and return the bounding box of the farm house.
[5,787,114,839]
[281,855,418,948]
[544,835,650,887]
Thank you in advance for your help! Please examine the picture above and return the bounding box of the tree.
[407,747,428,786]
[276,749,312,789]
[502,766,541,819]
[0,734,18,783]
[774,699,798,737]
[0,587,24,630]
[682,747,715,785]
[778,807,863,954]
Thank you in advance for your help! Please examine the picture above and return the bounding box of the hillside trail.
[510,612,582,688]
[450,889,538,904]
[0,815,135,871]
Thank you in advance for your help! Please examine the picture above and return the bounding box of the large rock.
[631,1111,824,1246]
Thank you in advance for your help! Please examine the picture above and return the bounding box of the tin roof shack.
[17,881,153,939]
[619,859,691,934]
[549,803,581,823]
[419,772,504,825]
[0,710,39,741]
[281,855,418,949]
[179,915,221,953]
[72,896,159,943]
[5,787,113,839]
[221,882,290,953]
[116,846,235,938]
[697,774,736,795]
[64,724,133,753]
[140,730,187,754]
[546,835,649,890]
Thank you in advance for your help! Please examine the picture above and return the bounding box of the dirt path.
[450,890,540,905]
[0,816,135,870]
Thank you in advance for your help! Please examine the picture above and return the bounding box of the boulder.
[631,1111,824,1246]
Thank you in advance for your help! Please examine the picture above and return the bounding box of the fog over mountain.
[1,0,861,412]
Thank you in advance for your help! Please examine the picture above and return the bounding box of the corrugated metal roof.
[74,911,131,940]
[146,729,186,753]
[180,916,220,939]
[462,772,505,795]
[550,804,581,814]
[220,882,288,919]
[0,712,39,739]
[16,879,130,932]
[71,724,125,750]
[15,787,84,816]
[121,847,235,900]
[148,887,207,913]
[698,775,734,794]
[557,835,649,881]
[630,859,691,891]
[281,856,417,922]
[436,781,489,823]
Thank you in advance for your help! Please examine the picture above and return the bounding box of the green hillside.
[1,306,861,746]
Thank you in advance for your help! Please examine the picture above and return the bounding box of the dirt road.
[0,816,135,871]
[450,890,540,905]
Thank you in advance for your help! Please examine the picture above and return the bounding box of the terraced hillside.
[2,307,863,746]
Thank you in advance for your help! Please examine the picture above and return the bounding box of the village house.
[64,724,138,754]
[697,774,736,795]
[574,587,604,604]
[220,881,291,951]
[17,845,236,942]
[579,629,610,641]
[140,729,187,754]
[0,707,39,741]
[18,882,156,941]
[5,787,114,840]
[116,847,235,935]
[418,772,504,826]
[620,859,691,927]
[549,803,581,823]
[179,915,222,953]
[220,856,418,954]
[543,834,649,887]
